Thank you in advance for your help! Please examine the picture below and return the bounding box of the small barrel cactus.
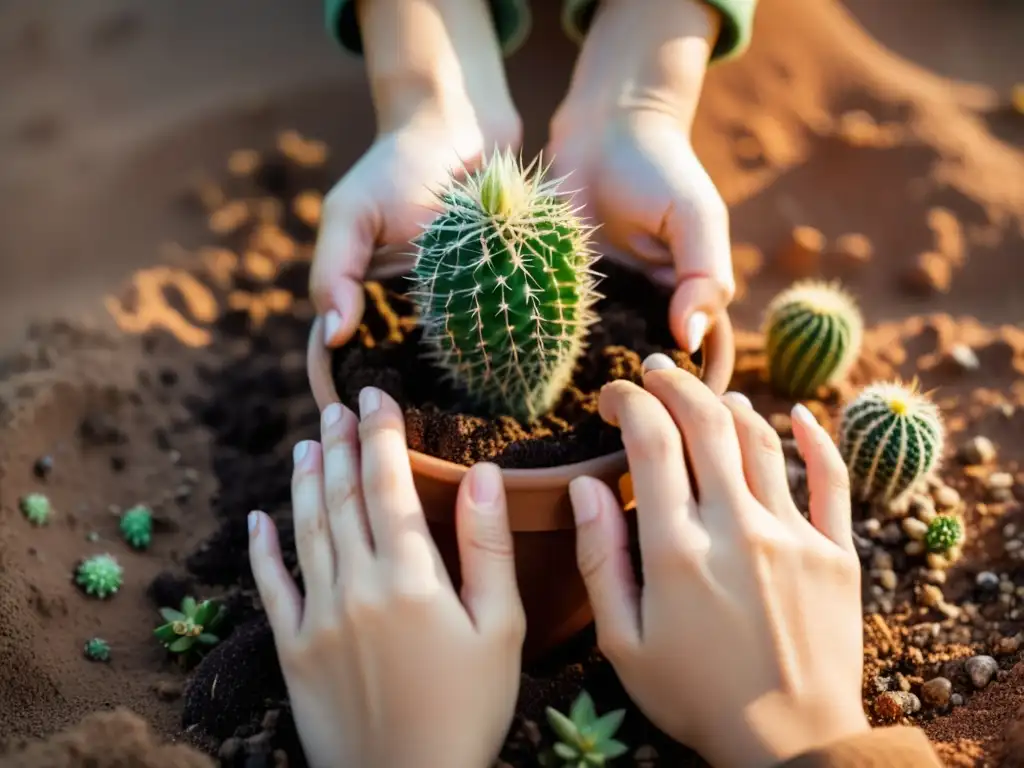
[120,505,153,550]
[541,690,628,767]
[763,280,863,398]
[409,148,601,422]
[838,381,945,503]
[20,493,52,526]
[926,514,963,554]
[75,554,124,599]
[84,637,111,662]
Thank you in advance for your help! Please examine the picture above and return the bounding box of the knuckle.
[326,473,362,515]
[576,541,612,584]
[622,419,679,463]
[471,528,515,562]
[751,422,785,460]
[691,399,733,433]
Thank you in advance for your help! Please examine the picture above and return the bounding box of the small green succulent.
[541,691,628,767]
[20,493,51,526]
[75,554,123,598]
[154,596,223,655]
[120,505,153,550]
[925,514,964,554]
[83,637,111,662]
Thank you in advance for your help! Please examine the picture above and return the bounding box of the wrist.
[553,0,718,131]
[358,0,517,137]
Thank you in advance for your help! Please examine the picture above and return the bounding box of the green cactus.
[838,381,945,504]
[925,515,963,554]
[20,493,51,526]
[540,691,628,767]
[763,280,863,398]
[83,637,111,662]
[154,596,223,656]
[409,148,601,423]
[120,505,153,550]
[75,554,124,598]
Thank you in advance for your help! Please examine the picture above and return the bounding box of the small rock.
[905,541,925,556]
[902,251,951,294]
[958,436,997,466]
[634,745,659,767]
[879,523,902,546]
[965,655,998,689]
[976,571,1000,593]
[872,550,894,570]
[994,635,1020,655]
[218,737,243,761]
[951,693,964,707]
[927,553,950,571]
[920,677,953,709]
[152,679,183,701]
[878,569,898,591]
[920,584,945,608]
[33,455,53,479]
[770,413,793,435]
[874,691,919,721]
[833,232,873,270]
[863,518,882,536]
[948,344,979,371]
[911,495,937,524]
[925,569,947,585]
[902,517,929,541]
[933,486,962,509]
[986,472,1015,502]
[777,226,824,278]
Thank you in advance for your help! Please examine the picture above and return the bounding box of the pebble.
[905,541,925,556]
[986,472,1015,501]
[951,693,964,707]
[863,518,882,536]
[920,677,953,709]
[872,550,894,571]
[948,344,980,371]
[995,635,1020,655]
[926,553,950,571]
[903,251,951,294]
[33,455,53,479]
[920,584,945,608]
[976,571,1000,593]
[778,226,824,278]
[958,436,997,465]
[933,485,962,510]
[902,517,928,541]
[878,569,898,591]
[833,233,874,270]
[965,655,998,689]
[879,523,903,546]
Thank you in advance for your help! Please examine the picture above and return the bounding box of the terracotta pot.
[307,310,735,660]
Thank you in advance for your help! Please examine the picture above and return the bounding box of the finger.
[720,392,799,521]
[358,387,450,589]
[291,440,337,619]
[791,403,855,552]
[310,191,377,347]
[640,365,751,530]
[570,476,641,650]
[248,510,302,638]
[669,277,732,356]
[455,463,524,639]
[320,402,374,581]
[597,378,705,561]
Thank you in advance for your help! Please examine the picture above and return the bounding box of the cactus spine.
[838,381,944,503]
[409,148,601,422]
[763,280,863,398]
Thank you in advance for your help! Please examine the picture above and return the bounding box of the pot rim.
[306,306,735,486]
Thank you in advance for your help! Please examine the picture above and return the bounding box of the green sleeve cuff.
[325,0,532,57]
[561,0,758,62]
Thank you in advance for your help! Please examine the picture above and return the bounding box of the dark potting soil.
[330,262,702,469]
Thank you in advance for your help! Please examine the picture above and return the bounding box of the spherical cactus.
[75,554,124,599]
[84,637,111,662]
[20,493,51,526]
[925,515,963,554]
[763,280,863,398]
[838,380,944,504]
[409,148,601,422]
[120,505,153,550]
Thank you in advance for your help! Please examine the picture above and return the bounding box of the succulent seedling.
[120,505,153,550]
[838,380,945,504]
[154,596,223,655]
[926,514,963,554]
[763,280,863,398]
[409,148,601,423]
[75,554,124,598]
[83,637,111,662]
[20,492,51,526]
[540,690,628,766]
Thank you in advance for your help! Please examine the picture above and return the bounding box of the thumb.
[455,463,525,637]
[309,191,378,348]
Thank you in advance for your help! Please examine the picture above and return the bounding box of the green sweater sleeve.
[324,0,532,56]
[562,0,757,61]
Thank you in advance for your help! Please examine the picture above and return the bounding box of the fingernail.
[322,402,342,429]
[792,403,818,428]
[359,387,382,418]
[247,511,260,537]
[469,463,502,508]
[642,352,677,373]
[293,440,311,465]
[569,478,599,524]
[324,310,343,344]
[686,311,708,354]
[722,391,753,408]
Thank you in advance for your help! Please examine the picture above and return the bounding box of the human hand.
[311,106,521,347]
[547,0,732,354]
[248,389,525,768]
[568,354,869,768]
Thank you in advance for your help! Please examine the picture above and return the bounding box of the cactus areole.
[409,149,601,423]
